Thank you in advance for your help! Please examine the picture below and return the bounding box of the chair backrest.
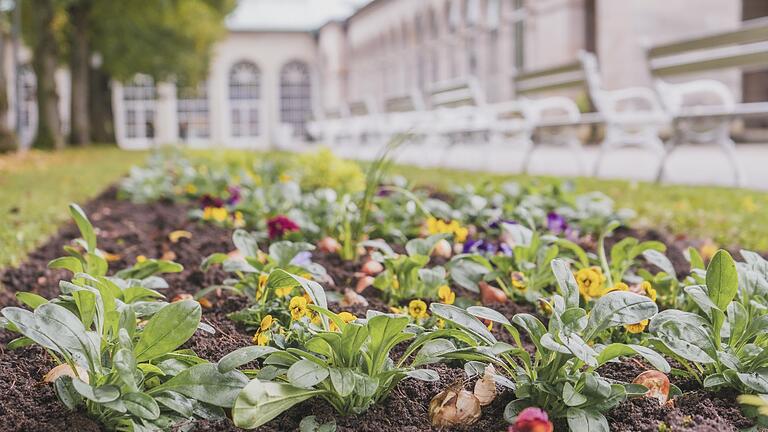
[428,77,485,109]
[647,16,768,77]
[347,100,370,117]
[513,61,586,96]
[384,89,426,113]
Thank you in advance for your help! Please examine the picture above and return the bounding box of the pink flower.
[267,215,300,239]
[509,407,553,432]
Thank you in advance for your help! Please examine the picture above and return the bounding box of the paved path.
[313,142,768,191]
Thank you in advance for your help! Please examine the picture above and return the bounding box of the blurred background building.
[8,0,768,149]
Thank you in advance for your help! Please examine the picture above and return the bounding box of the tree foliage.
[89,0,235,85]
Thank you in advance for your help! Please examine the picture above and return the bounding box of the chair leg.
[719,136,746,187]
[520,137,536,174]
[566,136,586,176]
[593,139,610,177]
[653,137,672,183]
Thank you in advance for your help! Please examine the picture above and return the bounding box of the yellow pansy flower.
[538,298,553,316]
[624,319,649,334]
[136,255,147,263]
[425,217,468,243]
[437,285,456,305]
[511,272,527,291]
[276,286,293,297]
[408,299,429,319]
[233,211,245,228]
[330,311,358,332]
[641,281,657,302]
[257,273,269,298]
[289,296,309,320]
[253,331,270,346]
[259,315,273,332]
[575,266,607,301]
[185,184,197,194]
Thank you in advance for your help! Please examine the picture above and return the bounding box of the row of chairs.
[308,18,768,186]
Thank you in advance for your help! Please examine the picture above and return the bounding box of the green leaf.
[53,376,82,410]
[643,250,676,278]
[413,339,457,367]
[653,320,716,363]
[71,378,120,403]
[233,229,260,258]
[114,348,139,392]
[34,303,101,371]
[430,303,496,344]
[355,374,379,398]
[133,300,201,362]
[328,368,355,397]
[448,256,491,293]
[405,233,449,256]
[706,250,738,310]
[563,382,587,407]
[567,407,609,432]
[48,256,84,274]
[15,292,48,309]
[551,259,580,308]
[72,290,97,329]
[287,359,329,389]
[123,392,160,420]
[367,314,414,373]
[586,292,657,338]
[155,391,194,417]
[406,369,439,381]
[596,343,670,373]
[69,203,97,252]
[217,346,279,373]
[738,369,768,393]
[466,306,511,326]
[233,381,324,429]
[149,363,249,408]
[7,337,34,350]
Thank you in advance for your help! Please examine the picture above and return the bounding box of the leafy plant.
[650,250,768,393]
[228,306,442,428]
[430,259,666,431]
[200,230,328,330]
[371,234,449,304]
[1,295,247,431]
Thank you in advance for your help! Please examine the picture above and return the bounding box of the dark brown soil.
[0,186,758,432]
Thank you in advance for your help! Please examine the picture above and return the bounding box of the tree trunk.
[31,0,64,150]
[68,0,90,146]
[89,66,115,144]
[0,27,17,152]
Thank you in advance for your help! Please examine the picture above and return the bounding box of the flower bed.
[0,149,766,432]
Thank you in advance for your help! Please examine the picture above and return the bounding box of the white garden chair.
[653,79,745,186]
[578,51,670,176]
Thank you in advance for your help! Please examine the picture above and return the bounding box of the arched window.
[229,61,261,138]
[280,61,312,137]
[123,74,156,140]
[177,82,209,142]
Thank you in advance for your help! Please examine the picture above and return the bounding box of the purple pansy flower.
[290,251,312,267]
[226,186,242,206]
[546,212,568,235]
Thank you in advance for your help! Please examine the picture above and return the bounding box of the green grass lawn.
[1,147,766,270]
[0,147,146,268]
[389,165,768,251]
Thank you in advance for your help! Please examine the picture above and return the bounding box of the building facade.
[9,0,768,149]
